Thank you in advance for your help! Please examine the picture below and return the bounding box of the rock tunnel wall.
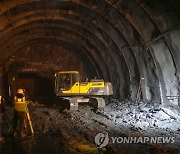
[0,0,179,105]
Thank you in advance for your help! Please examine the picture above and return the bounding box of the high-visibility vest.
[14,96,27,112]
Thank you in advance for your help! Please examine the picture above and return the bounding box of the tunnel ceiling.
[0,0,180,104]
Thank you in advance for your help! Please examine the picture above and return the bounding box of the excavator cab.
[55,71,80,96]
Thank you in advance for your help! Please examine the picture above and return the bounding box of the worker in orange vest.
[12,89,28,137]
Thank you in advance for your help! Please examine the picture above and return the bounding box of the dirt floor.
[0,100,180,154]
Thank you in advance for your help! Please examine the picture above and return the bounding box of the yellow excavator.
[54,71,113,110]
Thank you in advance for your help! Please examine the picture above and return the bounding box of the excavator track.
[59,97,106,111]
[89,97,106,108]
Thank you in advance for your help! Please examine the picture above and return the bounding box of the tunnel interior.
[0,1,179,105]
[0,0,180,153]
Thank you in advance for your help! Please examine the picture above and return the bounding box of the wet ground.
[0,101,180,154]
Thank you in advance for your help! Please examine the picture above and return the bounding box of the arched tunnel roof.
[0,0,180,103]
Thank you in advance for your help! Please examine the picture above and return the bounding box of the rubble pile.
[103,100,180,131]
[1,100,180,153]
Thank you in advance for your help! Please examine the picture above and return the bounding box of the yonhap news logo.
[94,132,109,148]
[95,132,175,148]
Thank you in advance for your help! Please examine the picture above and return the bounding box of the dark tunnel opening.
[16,73,54,99]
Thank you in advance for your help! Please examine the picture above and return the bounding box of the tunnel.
[0,0,180,153]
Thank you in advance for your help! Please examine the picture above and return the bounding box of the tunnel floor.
[0,100,180,154]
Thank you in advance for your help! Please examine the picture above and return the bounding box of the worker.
[0,94,5,141]
[12,89,28,137]
[65,74,70,85]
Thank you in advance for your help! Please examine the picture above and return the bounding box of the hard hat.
[17,89,24,94]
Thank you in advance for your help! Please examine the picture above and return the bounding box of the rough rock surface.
[0,100,180,154]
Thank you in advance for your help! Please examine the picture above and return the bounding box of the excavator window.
[56,73,79,91]
[72,74,79,85]
[64,74,70,85]
[57,74,71,90]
